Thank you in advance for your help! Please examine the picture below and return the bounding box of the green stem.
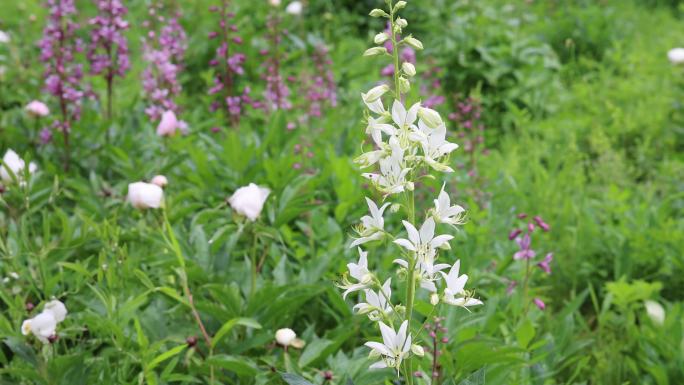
[521,257,531,319]
[389,1,401,101]
[250,230,258,298]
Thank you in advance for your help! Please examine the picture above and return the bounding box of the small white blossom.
[644,300,665,325]
[340,248,373,298]
[0,31,9,44]
[667,48,684,65]
[285,1,303,15]
[350,198,389,247]
[365,320,412,372]
[362,136,411,195]
[394,217,453,260]
[354,278,393,321]
[363,84,390,103]
[440,260,483,309]
[433,184,466,226]
[410,121,458,172]
[21,300,67,344]
[275,328,296,346]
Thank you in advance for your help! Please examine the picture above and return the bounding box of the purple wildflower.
[537,253,553,274]
[302,44,337,118]
[141,2,186,122]
[39,0,84,169]
[513,234,536,260]
[533,298,546,310]
[508,228,522,241]
[87,0,129,119]
[262,14,292,111]
[534,215,551,232]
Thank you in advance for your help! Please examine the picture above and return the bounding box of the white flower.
[275,328,296,346]
[433,184,466,226]
[391,100,420,131]
[410,121,458,172]
[0,30,9,44]
[440,260,483,309]
[365,115,396,147]
[363,94,388,115]
[285,1,303,15]
[667,48,684,65]
[151,175,168,188]
[644,300,665,325]
[362,136,411,195]
[228,183,270,221]
[350,198,389,247]
[393,257,449,292]
[340,248,373,298]
[394,217,453,261]
[44,300,68,323]
[25,101,50,117]
[21,312,57,343]
[374,32,389,45]
[127,182,164,209]
[1,149,37,184]
[365,320,411,372]
[353,278,393,320]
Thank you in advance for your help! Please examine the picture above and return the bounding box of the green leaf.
[211,318,262,349]
[280,372,315,385]
[207,355,258,377]
[516,319,536,349]
[146,344,187,372]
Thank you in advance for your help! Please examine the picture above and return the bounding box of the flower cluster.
[303,44,337,118]
[208,1,256,126]
[21,300,67,344]
[507,213,552,310]
[261,12,292,111]
[87,0,130,85]
[39,0,84,135]
[1,149,38,186]
[141,2,187,122]
[338,1,482,378]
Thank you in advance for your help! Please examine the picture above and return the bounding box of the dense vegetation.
[0,0,682,384]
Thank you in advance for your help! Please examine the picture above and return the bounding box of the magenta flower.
[302,44,337,118]
[513,234,536,260]
[533,298,546,310]
[533,215,551,232]
[508,228,522,241]
[141,2,186,122]
[537,253,553,274]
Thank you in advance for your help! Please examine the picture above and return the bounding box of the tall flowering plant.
[39,0,84,170]
[87,0,130,124]
[141,2,186,123]
[338,1,483,382]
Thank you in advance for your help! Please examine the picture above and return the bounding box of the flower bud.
[363,84,390,103]
[430,293,440,305]
[406,181,415,191]
[374,32,389,45]
[418,107,444,128]
[411,344,425,357]
[394,1,407,11]
[369,9,389,18]
[399,76,411,93]
[402,62,416,77]
[390,203,401,213]
[363,46,388,57]
[396,18,408,28]
[404,36,424,50]
[275,328,297,346]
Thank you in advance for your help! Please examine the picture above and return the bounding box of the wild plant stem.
[521,257,531,319]
[250,230,258,298]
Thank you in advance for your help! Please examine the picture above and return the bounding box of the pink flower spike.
[534,298,546,310]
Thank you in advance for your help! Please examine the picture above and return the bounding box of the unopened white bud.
[363,46,388,57]
[390,203,401,213]
[418,107,443,128]
[402,62,416,77]
[411,344,425,356]
[369,9,389,18]
[374,32,389,45]
[396,18,408,28]
[430,293,440,305]
[404,36,423,50]
[363,84,390,103]
[406,181,415,191]
[394,1,407,11]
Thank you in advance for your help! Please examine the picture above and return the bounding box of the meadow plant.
[508,213,553,313]
[262,10,292,111]
[141,2,186,123]
[208,1,254,127]
[39,0,84,170]
[449,96,489,203]
[338,1,482,382]
[87,0,130,124]
[303,44,337,118]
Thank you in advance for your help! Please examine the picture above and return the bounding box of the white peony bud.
[25,101,50,117]
[285,1,303,15]
[228,183,270,221]
[1,149,37,184]
[275,328,297,346]
[363,47,388,57]
[151,175,168,188]
[363,84,390,103]
[418,107,444,128]
[667,48,684,65]
[403,36,423,50]
[374,32,389,45]
[127,182,164,209]
[644,300,665,325]
[402,62,416,77]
